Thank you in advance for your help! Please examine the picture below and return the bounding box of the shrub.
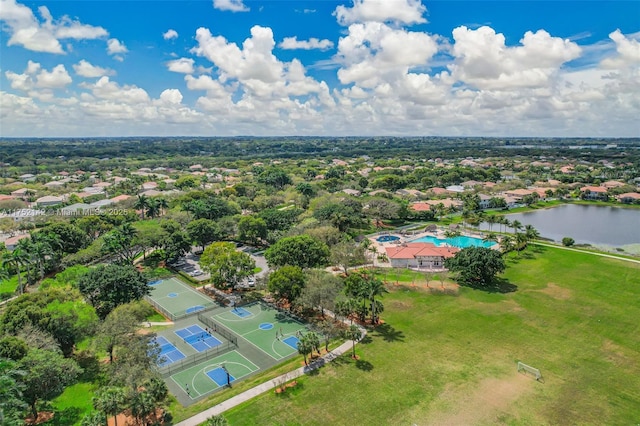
[562,237,575,247]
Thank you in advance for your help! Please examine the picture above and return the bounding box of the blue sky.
[1,0,639,137]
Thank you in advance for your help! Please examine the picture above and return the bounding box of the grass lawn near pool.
[225,245,640,425]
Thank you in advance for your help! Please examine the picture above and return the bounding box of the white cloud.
[278,37,334,51]
[163,29,178,40]
[167,58,195,74]
[5,61,72,91]
[336,22,439,87]
[73,60,114,78]
[213,0,249,12]
[0,0,107,53]
[334,0,427,26]
[600,29,640,69]
[35,64,72,88]
[107,38,128,56]
[449,26,581,90]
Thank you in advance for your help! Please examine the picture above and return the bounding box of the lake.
[481,204,640,247]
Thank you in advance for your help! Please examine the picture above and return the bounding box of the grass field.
[224,246,640,425]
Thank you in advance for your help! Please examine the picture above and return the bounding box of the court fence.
[197,313,239,346]
[144,296,218,322]
[145,296,176,321]
[156,339,237,377]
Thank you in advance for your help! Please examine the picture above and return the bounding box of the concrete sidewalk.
[174,322,365,426]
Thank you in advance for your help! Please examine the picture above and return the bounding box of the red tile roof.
[410,202,431,212]
[385,243,459,260]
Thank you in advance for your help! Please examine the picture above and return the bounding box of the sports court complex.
[146,277,312,405]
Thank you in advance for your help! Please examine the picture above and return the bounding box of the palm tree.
[500,235,515,254]
[515,232,529,256]
[511,220,523,235]
[93,387,126,426]
[483,233,499,245]
[203,415,228,426]
[345,324,361,359]
[297,336,313,366]
[3,244,29,294]
[156,197,168,216]
[146,198,160,218]
[364,275,387,325]
[485,215,497,232]
[134,195,149,219]
[524,225,540,242]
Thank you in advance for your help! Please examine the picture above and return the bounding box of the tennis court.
[175,324,222,352]
[146,277,218,320]
[154,336,186,367]
[210,303,308,360]
[170,350,260,399]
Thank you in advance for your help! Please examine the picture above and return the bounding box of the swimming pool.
[411,235,495,248]
[376,235,400,243]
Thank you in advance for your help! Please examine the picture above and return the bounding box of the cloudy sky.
[1,0,639,138]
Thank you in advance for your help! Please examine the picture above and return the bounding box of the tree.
[313,203,362,232]
[134,195,149,220]
[305,331,321,356]
[296,270,342,317]
[77,264,150,319]
[297,335,313,366]
[445,247,506,288]
[330,240,367,275]
[1,248,27,295]
[95,304,140,364]
[93,387,127,426]
[175,175,199,190]
[267,266,306,303]
[19,349,82,419]
[265,235,329,269]
[0,336,28,361]
[0,358,27,425]
[524,224,540,242]
[40,222,88,255]
[81,411,106,426]
[238,216,267,246]
[364,274,388,325]
[562,237,575,247]
[257,167,291,189]
[187,218,222,251]
[102,223,138,265]
[200,242,255,290]
[344,324,361,358]
[203,414,229,426]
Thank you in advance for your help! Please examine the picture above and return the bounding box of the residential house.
[4,234,30,250]
[580,186,609,200]
[111,194,132,203]
[478,194,492,209]
[342,189,361,197]
[409,202,431,212]
[10,188,31,200]
[385,243,460,269]
[617,193,640,204]
[35,195,64,207]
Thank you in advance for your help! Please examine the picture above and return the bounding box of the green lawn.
[47,382,98,426]
[224,246,640,425]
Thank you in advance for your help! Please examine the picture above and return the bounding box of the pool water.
[411,235,495,248]
[377,235,400,243]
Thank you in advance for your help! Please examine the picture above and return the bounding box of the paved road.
[533,242,640,264]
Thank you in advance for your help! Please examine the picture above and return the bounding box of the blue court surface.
[232,307,252,318]
[185,305,205,314]
[206,367,235,386]
[149,280,162,286]
[154,336,186,367]
[282,336,299,350]
[175,324,222,352]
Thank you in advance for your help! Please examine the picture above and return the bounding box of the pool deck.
[369,227,494,269]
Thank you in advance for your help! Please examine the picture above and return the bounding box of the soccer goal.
[517,362,542,381]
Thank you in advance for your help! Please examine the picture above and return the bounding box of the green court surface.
[211,303,308,361]
[170,350,260,399]
[146,277,217,320]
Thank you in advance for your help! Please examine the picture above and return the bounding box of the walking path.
[174,318,365,426]
[533,242,640,264]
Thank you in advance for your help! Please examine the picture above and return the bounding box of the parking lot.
[168,246,268,285]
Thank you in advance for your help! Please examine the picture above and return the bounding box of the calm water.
[411,235,495,248]
[482,204,640,246]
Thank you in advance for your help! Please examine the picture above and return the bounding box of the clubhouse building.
[385,242,460,270]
